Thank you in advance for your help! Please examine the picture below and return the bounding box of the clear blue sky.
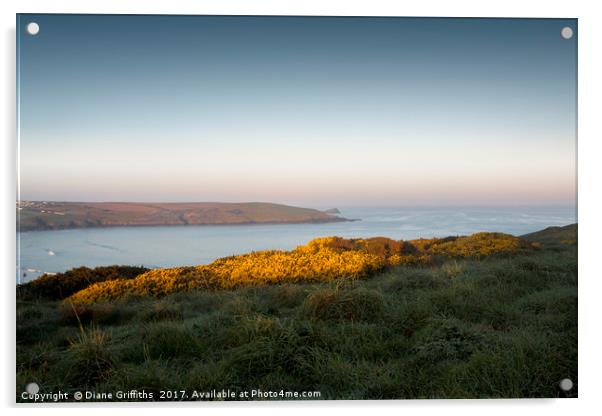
[17,15,577,207]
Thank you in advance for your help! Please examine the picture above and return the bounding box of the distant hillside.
[17,201,350,231]
[521,223,577,244]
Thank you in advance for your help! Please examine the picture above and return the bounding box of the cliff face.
[17,201,350,231]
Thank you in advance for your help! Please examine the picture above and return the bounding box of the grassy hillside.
[16,226,577,401]
[17,201,349,231]
[522,223,577,245]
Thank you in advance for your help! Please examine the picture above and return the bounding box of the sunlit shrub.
[410,233,535,259]
[300,236,416,260]
[65,233,535,304]
[67,248,385,304]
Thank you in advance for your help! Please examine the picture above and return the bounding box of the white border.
[2,1,601,415]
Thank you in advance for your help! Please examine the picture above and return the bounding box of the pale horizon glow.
[17,15,577,208]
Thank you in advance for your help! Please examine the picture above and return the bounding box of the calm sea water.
[16,206,576,283]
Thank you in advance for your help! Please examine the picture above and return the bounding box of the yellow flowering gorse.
[65,232,535,304]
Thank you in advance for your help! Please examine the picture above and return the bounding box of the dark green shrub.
[412,319,486,362]
[17,265,149,301]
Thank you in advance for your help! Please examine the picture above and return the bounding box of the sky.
[17,15,577,207]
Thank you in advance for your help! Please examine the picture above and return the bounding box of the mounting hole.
[25,382,40,394]
[26,22,40,36]
[559,378,573,391]
[560,26,573,40]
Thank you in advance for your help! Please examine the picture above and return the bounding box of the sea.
[16,206,576,283]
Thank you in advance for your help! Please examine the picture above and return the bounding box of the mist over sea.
[17,206,576,283]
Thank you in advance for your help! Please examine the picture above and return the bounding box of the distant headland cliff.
[17,201,351,231]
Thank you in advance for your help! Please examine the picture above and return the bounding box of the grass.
[16,231,577,401]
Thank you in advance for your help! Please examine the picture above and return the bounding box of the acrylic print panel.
[16,14,577,402]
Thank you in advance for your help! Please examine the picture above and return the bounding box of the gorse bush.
[303,237,432,266]
[62,233,535,304]
[66,250,384,304]
[302,236,417,258]
[424,233,535,258]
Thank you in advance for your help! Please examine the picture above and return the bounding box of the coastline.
[17,216,358,233]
